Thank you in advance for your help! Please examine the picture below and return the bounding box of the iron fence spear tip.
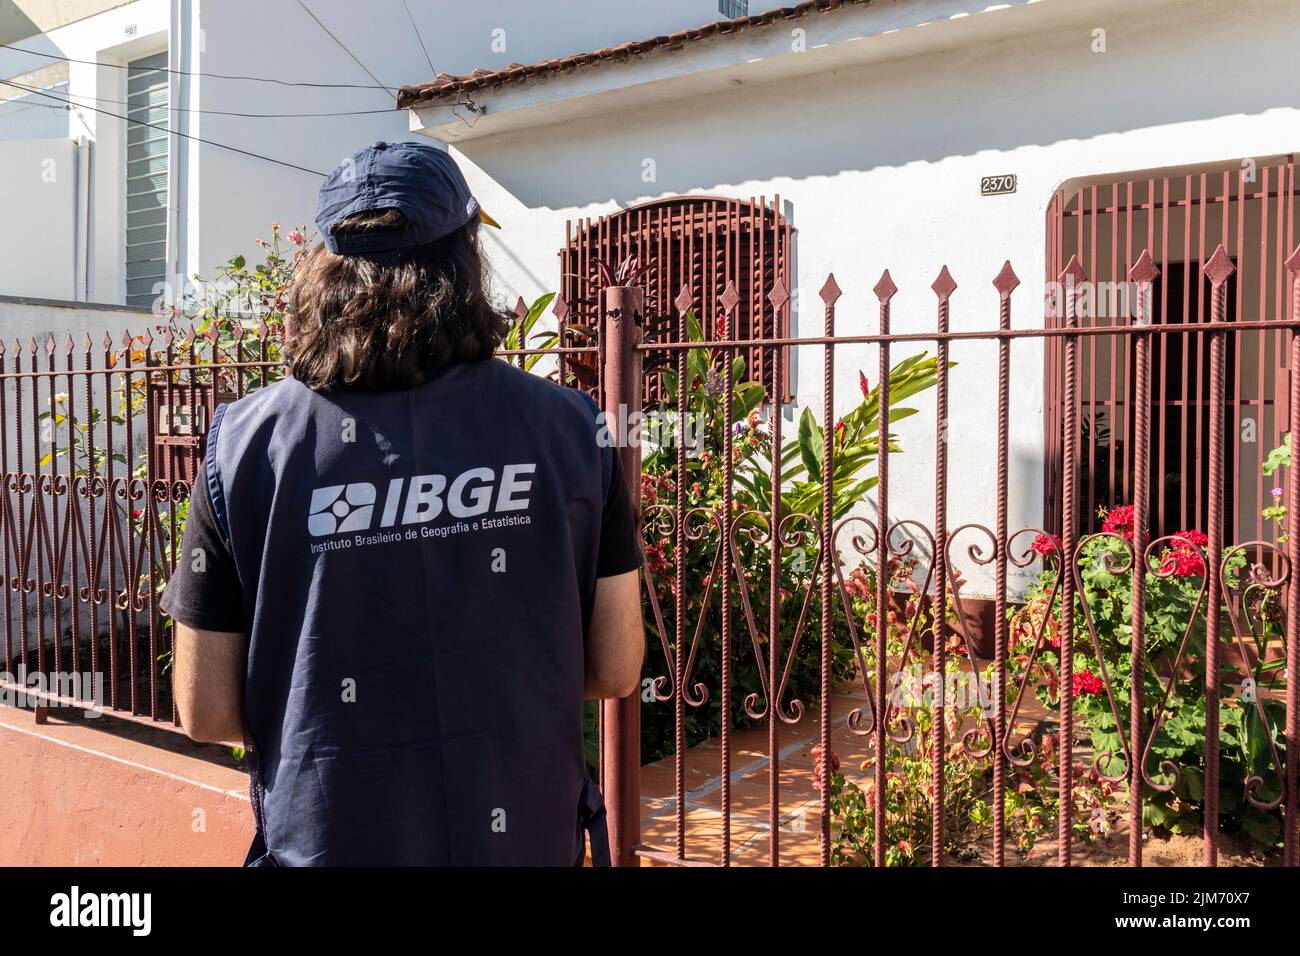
[871,269,896,303]
[1203,244,1235,283]
[674,285,693,314]
[930,266,955,302]
[1128,249,1159,284]
[767,278,790,309]
[819,273,842,306]
[552,295,570,321]
[992,260,1020,295]
[719,280,740,313]
[1058,255,1087,285]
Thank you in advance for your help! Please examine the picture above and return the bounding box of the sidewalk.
[639,681,1052,866]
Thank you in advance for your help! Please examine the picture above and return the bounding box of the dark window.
[1044,163,1297,546]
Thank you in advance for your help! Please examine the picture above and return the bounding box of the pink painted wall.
[0,706,253,866]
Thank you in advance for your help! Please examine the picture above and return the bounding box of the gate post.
[600,284,643,867]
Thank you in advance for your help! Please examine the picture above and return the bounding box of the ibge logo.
[309,483,377,536]
[308,464,536,537]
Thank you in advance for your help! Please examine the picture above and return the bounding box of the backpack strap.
[578,773,611,867]
[204,401,232,545]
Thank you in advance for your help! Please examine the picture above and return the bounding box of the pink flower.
[287,229,306,245]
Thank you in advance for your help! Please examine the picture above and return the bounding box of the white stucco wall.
[0,137,79,298]
[414,0,1300,596]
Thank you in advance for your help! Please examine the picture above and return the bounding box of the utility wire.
[4,81,398,118]
[0,40,395,90]
[294,0,395,97]
[0,78,327,177]
[401,0,437,77]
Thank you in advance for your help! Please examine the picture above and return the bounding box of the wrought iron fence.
[604,244,1300,868]
[2,244,1297,869]
[0,323,280,726]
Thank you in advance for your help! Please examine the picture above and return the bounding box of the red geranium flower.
[1101,505,1136,541]
[1031,532,1062,556]
[1072,669,1103,697]
[1160,529,1207,577]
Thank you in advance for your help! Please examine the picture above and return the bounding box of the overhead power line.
[401,0,437,77]
[0,78,327,177]
[3,81,399,118]
[294,0,395,96]
[0,40,395,91]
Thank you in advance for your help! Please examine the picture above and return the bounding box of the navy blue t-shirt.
[161,358,641,865]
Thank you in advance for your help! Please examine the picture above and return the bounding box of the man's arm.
[584,570,644,699]
[173,623,248,746]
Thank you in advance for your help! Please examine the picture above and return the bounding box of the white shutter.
[125,52,169,309]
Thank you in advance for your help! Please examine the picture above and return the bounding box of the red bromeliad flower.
[859,371,870,399]
[1072,668,1103,697]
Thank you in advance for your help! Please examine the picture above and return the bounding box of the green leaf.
[797,406,822,478]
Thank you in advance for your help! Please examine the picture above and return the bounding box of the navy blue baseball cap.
[314,140,500,256]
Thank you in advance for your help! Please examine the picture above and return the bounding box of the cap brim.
[478,209,502,229]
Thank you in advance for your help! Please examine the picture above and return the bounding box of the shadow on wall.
[451,0,1291,211]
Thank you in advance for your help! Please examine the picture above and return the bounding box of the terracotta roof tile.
[397,0,871,108]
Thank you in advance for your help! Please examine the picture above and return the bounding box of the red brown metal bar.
[720,280,740,867]
[767,278,790,867]
[1203,243,1236,867]
[992,261,1016,866]
[1128,250,1159,866]
[873,272,895,867]
[931,268,950,866]
[0,341,11,676]
[818,273,842,867]
[1284,243,1300,868]
[673,278,688,862]
[599,284,644,868]
[1058,255,1086,866]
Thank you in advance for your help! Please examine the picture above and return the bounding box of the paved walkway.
[639,681,1052,866]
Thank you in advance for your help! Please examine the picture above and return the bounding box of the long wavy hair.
[285,209,512,391]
